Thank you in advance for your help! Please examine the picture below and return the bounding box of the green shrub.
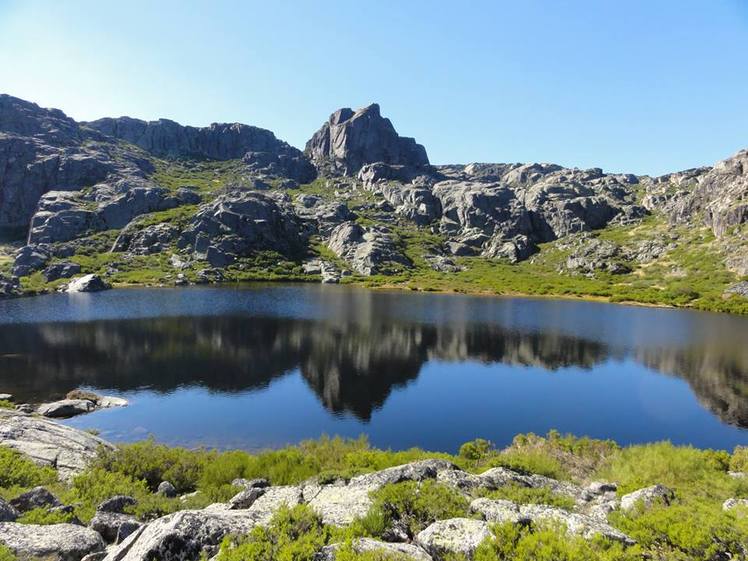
[459,439,494,461]
[216,504,331,561]
[92,439,208,493]
[0,544,17,561]
[0,446,57,489]
[361,480,470,539]
[17,507,76,525]
[0,400,14,410]
[731,446,748,472]
[474,522,640,561]
[477,483,576,511]
[609,501,748,560]
[334,545,413,561]
[595,442,735,499]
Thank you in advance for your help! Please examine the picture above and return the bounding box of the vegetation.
[0,545,17,561]
[1,431,747,559]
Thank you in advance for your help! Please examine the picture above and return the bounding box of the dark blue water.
[0,284,746,452]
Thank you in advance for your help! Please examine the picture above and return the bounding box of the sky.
[1,0,747,176]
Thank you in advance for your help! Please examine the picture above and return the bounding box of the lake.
[0,284,746,453]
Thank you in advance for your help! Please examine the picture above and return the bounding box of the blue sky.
[1,0,747,175]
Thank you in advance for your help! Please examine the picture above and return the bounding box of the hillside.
[0,94,745,312]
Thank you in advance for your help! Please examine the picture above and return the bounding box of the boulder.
[112,222,179,255]
[43,262,82,282]
[38,399,96,418]
[349,459,457,488]
[228,487,266,510]
[416,518,492,560]
[98,396,129,408]
[65,274,111,293]
[89,511,142,544]
[0,522,105,561]
[303,483,374,526]
[327,221,410,275]
[0,409,114,480]
[12,244,51,276]
[0,498,19,522]
[177,190,305,262]
[305,103,429,176]
[9,486,62,512]
[318,538,433,561]
[620,484,674,512]
[157,481,177,498]
[0,275,20,298]
[100,509,261,561]
[724,281,748,299]
[97,496,138,514]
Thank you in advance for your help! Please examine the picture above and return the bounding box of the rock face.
[86,117,316,182]
[327,221,410,275]
[177,190,305,266]
[0,522,105,561]
[0,409,114,480]
[305,104,429,176]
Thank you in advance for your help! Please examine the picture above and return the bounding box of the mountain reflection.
[0,314,745,426]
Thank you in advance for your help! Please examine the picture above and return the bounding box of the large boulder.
[37,399,97,418]
[416,518,492,560]
[0,498,19,522]
[0,409,114,480]
[0,522,105,561]
[327,221,410,275]
[305,104,429,176]
[112,222,179,255]
[65,274,111,293]
[89,511,142,544]
[178,190,305,265]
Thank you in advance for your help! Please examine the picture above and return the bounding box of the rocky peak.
[305,103,430,176]
[0,94,81,144]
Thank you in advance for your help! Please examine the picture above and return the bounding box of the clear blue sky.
[1,0,747,175]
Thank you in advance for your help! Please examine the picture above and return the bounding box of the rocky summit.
[0,93,746,312]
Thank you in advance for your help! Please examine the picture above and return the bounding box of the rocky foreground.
[0,409,746,561]
[0,94,746,311]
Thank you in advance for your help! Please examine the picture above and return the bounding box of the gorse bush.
[17,507,76,525]
[474,522,641,561]
[459,438,494,461]
[0,446,57,489]
[355,480,471,539]
[216,504,332,561]
[731,446,748,472]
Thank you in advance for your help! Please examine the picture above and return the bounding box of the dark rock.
[112,222,179,255]
[0,274,20,298]
[175,187,202,205]
[157,481,177,498]
[10,487,62,512]
[97,496,137,514]
[12,244,51,276]
[0,498,19,522]
[228,487,266,510]
[305,104,429,176]
[89,511,141,544]
[43,262,82,282]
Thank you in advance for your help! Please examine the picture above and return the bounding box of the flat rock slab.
[416,518,492,560]
[0,409,114,480]
[0,522,105,561]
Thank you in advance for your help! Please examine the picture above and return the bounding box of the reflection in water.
[0,299,746,429]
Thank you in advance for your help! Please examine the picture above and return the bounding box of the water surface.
[0,285,746,452]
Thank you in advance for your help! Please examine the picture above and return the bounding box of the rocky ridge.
[0,94,746,310]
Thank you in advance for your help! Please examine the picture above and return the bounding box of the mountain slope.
[0,94,745,312]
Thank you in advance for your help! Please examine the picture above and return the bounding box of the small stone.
[157,481,177,498]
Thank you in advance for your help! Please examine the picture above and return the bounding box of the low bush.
[0,446,57,489]
[355,480,471,539]
[474,522,641,561]
[477,483,576,511]
[0,544,17,561]
[731,446,748,472]
[16,507,76,525]
[216,504,332,561]
[0,400,14,409]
